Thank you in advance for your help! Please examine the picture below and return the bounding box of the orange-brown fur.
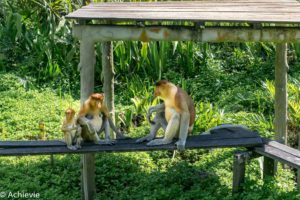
[79,93,111,118]
[154,80,195,130]
[61,108,82,150]
[62,108,76,132]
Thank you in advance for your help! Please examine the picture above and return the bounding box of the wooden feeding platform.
[0,127,263,156]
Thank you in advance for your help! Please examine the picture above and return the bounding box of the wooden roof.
[66,0,300,24]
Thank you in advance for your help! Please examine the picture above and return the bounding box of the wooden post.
[232,151,248,195]
[297,133,300,190]
[263,156,275,179]
[274,43,288,145]
[79,39,96,200]
[102,41,116,139]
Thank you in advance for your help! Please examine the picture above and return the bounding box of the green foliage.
[1,149,299,199]
[0,73,78,140]
[194,102,224,133]
[264,79,300,146]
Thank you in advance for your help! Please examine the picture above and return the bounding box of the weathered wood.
[0,134,263,156]
[81,153,95,200]
[102,41,116,139]
[263,156,275,178]
[232,151,249,194]
[79,38,96,200]
[255,145,300,169]
[274,43,288,145]
[73,25,300,43]
[66,0,300,24]
[79,40,95,101]
[0,129,261,148]
[262,138,300,157]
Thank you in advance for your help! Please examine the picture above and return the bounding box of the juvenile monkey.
[136,80,195,150]
[61,108,83,150]
[77,93,126,145]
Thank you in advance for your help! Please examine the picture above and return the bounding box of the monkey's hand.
[147,104,165,125]
[175,141,186,151]
[78,117,96,135]
[136,135,155,143]
[146,107,156,125]
[61,126,77,132]
[98,139,116,145]
[116,133,131,140]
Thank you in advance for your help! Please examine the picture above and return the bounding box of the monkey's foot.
[75,144,82,149]
[146,139,172,146]
[67,145,77,150]
[136,135,155,143]
[175,141,186,151]
[97,140,115,145]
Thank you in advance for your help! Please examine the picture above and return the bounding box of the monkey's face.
[91,99,102,109]
[154,80,169,98]
[154,86,161,97]
[90,93,105,109]
[65,109,75,120]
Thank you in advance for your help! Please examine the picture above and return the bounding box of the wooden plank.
[66,11,300,24]
[87,1,299,7]
[0,140,66,147]
[73,25,300,43]
[262,138,300,158]
[255,145,300,168]
[0,137,263,156]
[82,4,300,11]
[0,130,262,147]
[65,0,300,24]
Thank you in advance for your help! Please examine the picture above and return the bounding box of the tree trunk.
[102,41,115,139]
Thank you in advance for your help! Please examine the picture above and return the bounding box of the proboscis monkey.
[61,108,83,150]
[77,93,126,145]
[136,80,195,150]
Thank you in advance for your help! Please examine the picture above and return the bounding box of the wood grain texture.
[0,130,263,156]
[66,0,300,24]
[255,145,300,168]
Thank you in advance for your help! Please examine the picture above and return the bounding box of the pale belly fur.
[165,107,177,122]
[90,115,102,132]
[66,123,76,137]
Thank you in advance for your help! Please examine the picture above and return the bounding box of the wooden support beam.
[232,151,250,195]
[102,41,116,139]
[79,39,96,200]
[263,156,275,179]
[73,25,300,43]
[298,132,300,189]
[274,43,288,145]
